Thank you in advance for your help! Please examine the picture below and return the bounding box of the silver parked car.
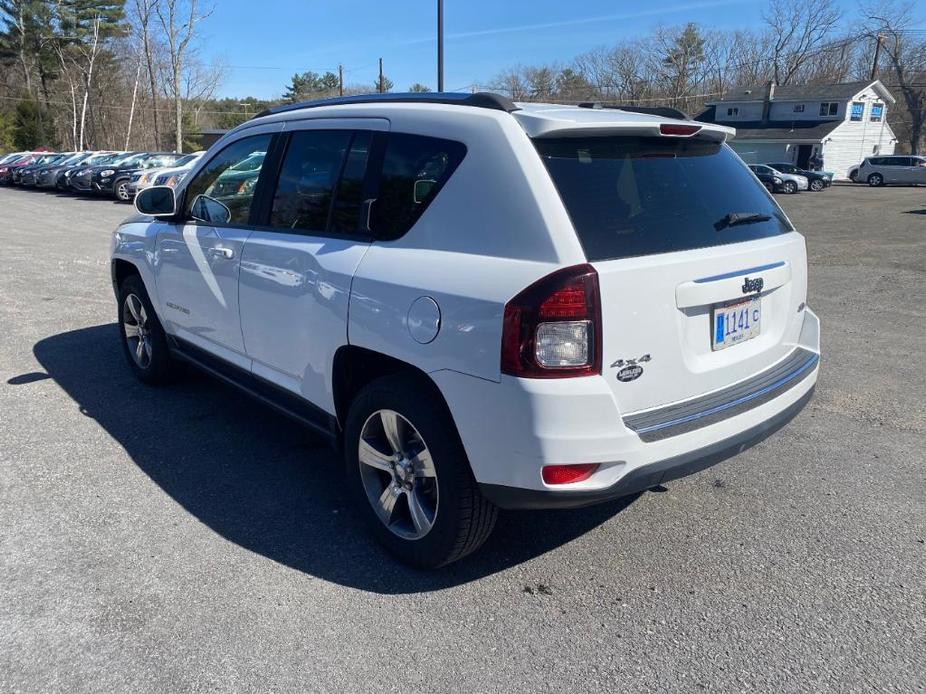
[856,155,926,186]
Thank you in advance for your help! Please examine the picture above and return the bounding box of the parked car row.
[747,163,833,195]
[0,149,205,201]
[848,155,926,186]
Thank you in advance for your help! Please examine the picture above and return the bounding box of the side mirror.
[135,185,176,217]
[413,179,437,204]
[190,194,231,225]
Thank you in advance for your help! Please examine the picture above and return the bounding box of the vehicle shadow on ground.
[29,324,637,593]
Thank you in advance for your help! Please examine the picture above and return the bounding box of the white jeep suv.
[111,93,821,567]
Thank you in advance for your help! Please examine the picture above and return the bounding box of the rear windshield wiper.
[714,212,772,231]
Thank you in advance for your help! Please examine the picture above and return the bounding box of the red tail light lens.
[660,123,701,137]
[542,463,599,485]
[501,264,601,378]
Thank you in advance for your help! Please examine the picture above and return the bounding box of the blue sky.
[200,0,872,99]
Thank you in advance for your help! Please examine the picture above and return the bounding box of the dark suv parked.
[765,162,831,192]
[75,152,184,200]
[747,165,786,193]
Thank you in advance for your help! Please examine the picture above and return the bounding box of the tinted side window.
[184,134,272,225]
[270,130,352,233]
[371,133,466,240]
[331,131,372,234]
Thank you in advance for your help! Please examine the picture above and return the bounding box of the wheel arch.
[332,345,455,435]
[111,257,141,293]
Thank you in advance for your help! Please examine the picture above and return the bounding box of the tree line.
[485,0,925,153]
[1,0,924,154]
[0,0,218,152]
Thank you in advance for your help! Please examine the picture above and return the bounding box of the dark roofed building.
[697,80,897,180]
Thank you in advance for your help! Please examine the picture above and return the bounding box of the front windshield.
[86,154,118,166]
[110,153,145,167]
[174,154,198,167]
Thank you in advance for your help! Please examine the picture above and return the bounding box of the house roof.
[706,80,895,105]
[694,106,843,141]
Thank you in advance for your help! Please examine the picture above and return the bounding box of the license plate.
[712,297,761,350]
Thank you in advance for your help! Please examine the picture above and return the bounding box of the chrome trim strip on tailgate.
[623,347,819,442]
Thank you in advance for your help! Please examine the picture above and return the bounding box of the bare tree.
[763,0,842,84]
[156,0,212,152]
[132,0,161,148]
[865,1,926,153]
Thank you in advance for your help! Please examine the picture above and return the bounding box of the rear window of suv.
[535,136,792,262]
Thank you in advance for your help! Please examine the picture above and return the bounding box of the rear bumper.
[435,308,821,510]
[480,386,813,509]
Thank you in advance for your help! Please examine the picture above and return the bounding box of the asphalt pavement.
[1,184,923,692]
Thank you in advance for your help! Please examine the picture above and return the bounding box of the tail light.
[501,263,601,378]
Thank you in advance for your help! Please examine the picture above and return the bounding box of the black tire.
[763,181,774,193]
[809,179,825,192]
[114,177,132,202]
[783,180,798,194]
[867,173,884,187]
[849,169,859,182]
[344,374,497,568]
[117,274,178,385]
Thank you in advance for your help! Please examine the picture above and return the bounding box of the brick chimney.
[761,81,776,124]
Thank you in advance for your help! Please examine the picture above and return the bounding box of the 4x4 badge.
[611,354,650,383]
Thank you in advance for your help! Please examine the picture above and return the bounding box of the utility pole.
[338,64,344,96]
[437,0,444,92]
[870,34,884,81]
[378,57,384,93]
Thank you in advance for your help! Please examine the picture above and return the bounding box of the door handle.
[208,247,235,260]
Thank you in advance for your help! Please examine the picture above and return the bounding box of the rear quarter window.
[371,133,466,240]
[535,136,793,262]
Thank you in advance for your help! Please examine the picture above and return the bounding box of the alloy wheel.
[123,293,153,369]
[116,181,130,201]
[358,409,438,540]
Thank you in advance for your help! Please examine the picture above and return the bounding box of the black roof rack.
[577,102,691,121]
[253,91,520,119]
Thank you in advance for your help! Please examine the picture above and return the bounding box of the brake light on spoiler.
[660,123,702,137]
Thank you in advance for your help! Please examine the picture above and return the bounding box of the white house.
[696,80,897,180]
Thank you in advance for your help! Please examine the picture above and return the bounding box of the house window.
[793,104,805,113]
[850,102,864,121]
[726,107,739,117]
[819,102,838,116]
[871,103,884,122]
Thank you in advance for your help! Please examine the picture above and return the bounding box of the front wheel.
[344,375,497,567]
[117,274,178,385]
[867,173,884,187]
[114,177,132,202]
[809,179,825,192]
[783,180,798,194]
[763,181,774,193]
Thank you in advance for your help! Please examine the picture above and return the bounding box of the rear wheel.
[763,181,774,193]
[783,180,798,194]
[344,374,497,567]
[809,179,825,192]
[117,274,178,385]
[867,173,884,187]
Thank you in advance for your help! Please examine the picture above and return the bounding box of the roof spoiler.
[253,92,520,119]
[577,103,691,121]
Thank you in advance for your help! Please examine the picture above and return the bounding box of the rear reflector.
[660,123,702,137]
[542,463,599,485]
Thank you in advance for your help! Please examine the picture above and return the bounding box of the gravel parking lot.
[1,184,924,692]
